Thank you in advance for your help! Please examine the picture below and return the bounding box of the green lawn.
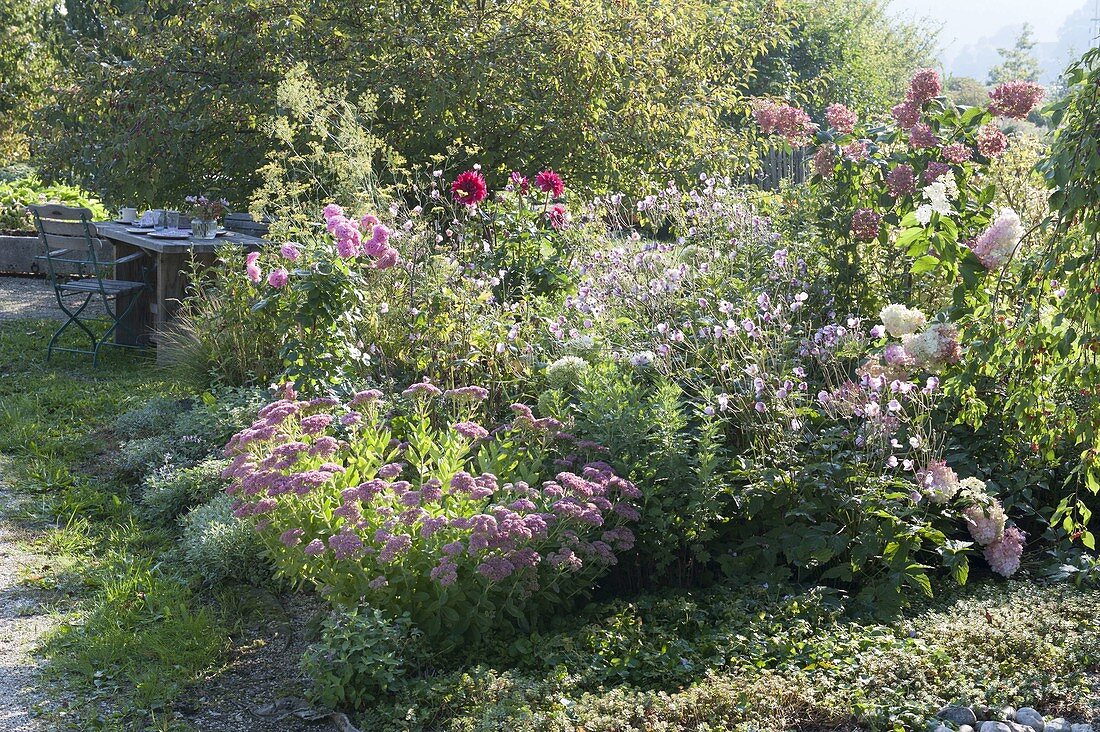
[0,320,226,731]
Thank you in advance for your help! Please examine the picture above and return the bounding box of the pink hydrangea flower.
[965,499,1006,545]
[970,208,1023,270]
[267,267,289,288]
[977,124,1008,157]
[907,68,942,104]
[923,161,951,183]
[825,103,857,134]
[988,81,1045,119]
[751,99,817,146]
[843,140,869,161]
[850,208,881,242]
[942,143,973,164]
[908,122,937,149]
[983,525,1025,577]
[886,164,916,197]
[812,145,836,176]
[892,101,920,129]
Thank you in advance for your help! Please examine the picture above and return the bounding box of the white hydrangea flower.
[879,303,927,338]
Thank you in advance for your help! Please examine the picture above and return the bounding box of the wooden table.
[94,222,267,350]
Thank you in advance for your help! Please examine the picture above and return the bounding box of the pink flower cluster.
[941,143,973,164]
[751,99,817,146]
[983,525,1025,577]
[908,68,943,105]
[892,101,920,130]
[886,165,916,197]
[917,459,959,504]
[977,124,1008,158]
[812,146,836,176]
[970,208,1023,270]
[908,122,937,150]
[988,81,1045,120]
[825,103,858,134]
[322,204,399,268]
[221,384,640,598]
[850,208,881,242]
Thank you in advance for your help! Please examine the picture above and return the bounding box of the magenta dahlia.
[535,169,565,198]
[451,170,488,206]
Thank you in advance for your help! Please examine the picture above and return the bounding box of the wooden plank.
[113,240,153,346]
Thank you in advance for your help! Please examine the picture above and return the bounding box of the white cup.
[119,207,138,223]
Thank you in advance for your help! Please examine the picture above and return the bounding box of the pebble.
[1046,720,1072,732]
[1015,708,1045,732]
[1071,726,1093,732]
[940,706,980,727]
[959,727,974,732]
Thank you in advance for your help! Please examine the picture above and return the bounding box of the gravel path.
[0,276,106,321]
[0,461,50,732]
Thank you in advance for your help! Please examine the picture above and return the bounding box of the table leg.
[113,241,153,345]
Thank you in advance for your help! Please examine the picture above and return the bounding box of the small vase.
[191,219,218,239]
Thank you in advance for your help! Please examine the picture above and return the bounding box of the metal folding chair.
[27,204,151,365]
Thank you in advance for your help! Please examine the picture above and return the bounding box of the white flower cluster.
[879,303,927,338]
[901,323,962,371]
[970,207,1024,270]
[915,176,959,225]
[546,356,589,389]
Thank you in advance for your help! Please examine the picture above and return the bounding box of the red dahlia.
[451,170,488,206]
[535,169,565,198]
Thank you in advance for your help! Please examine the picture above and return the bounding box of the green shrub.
[178,494,270,586]
[139,458,229,526]
[0,173,109,232]
[112,396,183,440]
[302,606,426,711]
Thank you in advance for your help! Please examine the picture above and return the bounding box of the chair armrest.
[35,250,97,265]
[34,249,72,260]
[100,252,147,266]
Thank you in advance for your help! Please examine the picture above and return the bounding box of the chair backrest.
[26,203,106,280]
[223,211,271,236]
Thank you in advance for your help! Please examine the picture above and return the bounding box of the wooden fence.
[741,146,809,190]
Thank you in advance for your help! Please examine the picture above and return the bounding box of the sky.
[888,0,1097,78]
